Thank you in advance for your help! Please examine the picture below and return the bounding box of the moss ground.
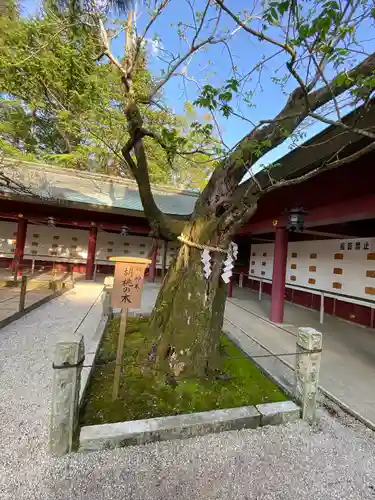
[80,316,287,426]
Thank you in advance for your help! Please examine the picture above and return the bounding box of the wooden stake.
[19,275,27,312]
[112,308,128,401]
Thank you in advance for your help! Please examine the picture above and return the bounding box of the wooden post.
[85,224,98,280]
[227,279,233,298]
[149,242,158,282]
[320,293,324,324]
[49,263,57,290]
[109,256,151,401]
[112,308,128,401]
[270,226,288,323]
[239,272,244,288]
[161,240,168,279]
[12,216,28,278]
[19,275,27,312]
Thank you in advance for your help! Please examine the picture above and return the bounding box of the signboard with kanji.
[339,239,371,252]
[109,257,151,309]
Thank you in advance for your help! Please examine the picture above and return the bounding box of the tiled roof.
[1,159,198,217]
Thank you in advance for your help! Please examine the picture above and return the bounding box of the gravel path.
[1,282,375,500]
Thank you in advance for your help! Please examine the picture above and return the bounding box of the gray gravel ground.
[1,283,375,500]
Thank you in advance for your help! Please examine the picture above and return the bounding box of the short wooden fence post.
[239,272,244,288]
[19,275,27,312]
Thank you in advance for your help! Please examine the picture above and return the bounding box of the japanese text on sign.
[339,240,371,252]
[111,263,147,309]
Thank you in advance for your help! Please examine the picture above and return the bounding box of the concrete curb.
[79,401,300,452]
[0,283,73,330]
[256,401,300,426]
[79,314,111,408]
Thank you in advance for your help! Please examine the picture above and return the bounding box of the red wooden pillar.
[149,242,158,282]
[85,224,97,280]
[227,279,233,298]
[12,215,28,277]
[270,226,288,323]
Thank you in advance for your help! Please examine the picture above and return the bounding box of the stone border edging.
[79,401,300,452]
[79,314,111,407]
[0,283,73,330]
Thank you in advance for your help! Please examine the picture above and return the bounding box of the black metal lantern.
[120,224,128,236]
[287,207,306,233]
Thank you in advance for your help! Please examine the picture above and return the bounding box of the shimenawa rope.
[177,235,229,254]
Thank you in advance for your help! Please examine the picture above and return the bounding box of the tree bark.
[149,216,230,379]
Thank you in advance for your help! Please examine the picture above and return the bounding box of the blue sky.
[109,0,374,170]
[21,0,375,170]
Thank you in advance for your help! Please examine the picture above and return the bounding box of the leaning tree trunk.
[149,215,232,379]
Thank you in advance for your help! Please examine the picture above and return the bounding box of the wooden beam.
[240,193,375,235]
[303,230,355,239]
[0,212,150,234]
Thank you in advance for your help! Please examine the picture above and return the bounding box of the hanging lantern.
[120,224,128,236]
[287,207,307,233]
[47,216,55,227]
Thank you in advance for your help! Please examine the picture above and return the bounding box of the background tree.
[0,0,216,186]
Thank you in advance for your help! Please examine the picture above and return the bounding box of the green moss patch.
[80,316,287,426]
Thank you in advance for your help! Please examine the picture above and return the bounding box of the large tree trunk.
[149,216,231,379]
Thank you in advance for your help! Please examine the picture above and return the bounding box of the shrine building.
[1,100,375,328]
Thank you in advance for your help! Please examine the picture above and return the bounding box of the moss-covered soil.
[80,317,287,426]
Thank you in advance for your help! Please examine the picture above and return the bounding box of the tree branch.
[148,36,216,101]
[214,0,295,59]
[191,0,210,47]
[198,51,375,214]
[308,112,375,140]
[121,113,184,239]
[131,1,170,74]
[262,140,375,196]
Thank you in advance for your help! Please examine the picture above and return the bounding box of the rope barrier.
[224,316,296,372]
[73,288,104,335]
[52,348,317,371]
[177,235,229,254]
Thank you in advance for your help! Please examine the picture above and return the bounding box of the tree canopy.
[0,0,216,187]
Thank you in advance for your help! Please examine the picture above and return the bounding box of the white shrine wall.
[0,221,178,271]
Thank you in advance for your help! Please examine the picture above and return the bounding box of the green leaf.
[220,104,232,118]
[225,78,239,92]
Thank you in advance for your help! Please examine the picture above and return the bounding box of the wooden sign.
[109,257,151,309]
[109,256,151,401]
